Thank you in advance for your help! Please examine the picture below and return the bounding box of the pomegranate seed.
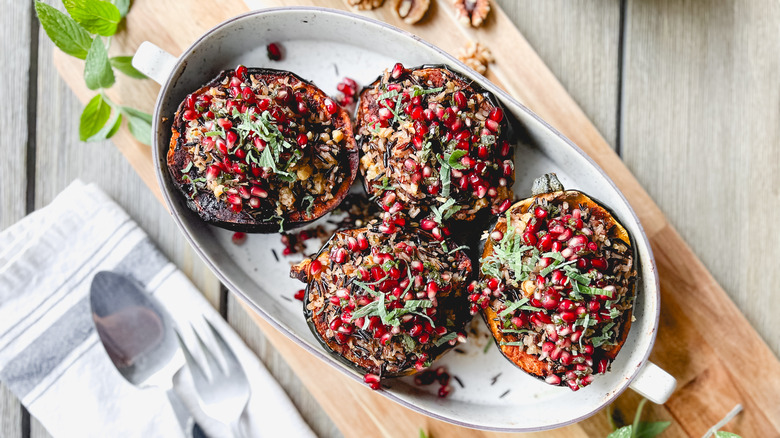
[183,109,199,121]
[306,260,323,277]
[591,258,608,271]
[489,107,504,122]
[420,219,436,230]
[426,282,438,296]
[231,232,247,245]
[588,301,601,312]
[598,359,610,374]
[498,199,512,213]
[294,289,305,301]
[206,165,221,180]
[453,91,467,109]
[523,232,537,246]
[227,194,243,206]
[235,64,247,78]
[498,142,511,158]
[296,133,308,146]
[391,62,405,79]
[485,119,499,132]
[225,130,238,147]
[542,294,559,310]
[536,234,553,252]
[364,373,381,384]
[545,374,561,385]
[322,98,338,115]
[356,234,369,251]
[438,385,451,398]
[418,333,430,344]
[332,248,347,264]
[267,42,282,60]
[560,311,577,323]
[242,86,255,102]
[560,351,574,366]
[249,186,268,198]
[551,241,563,252]
[557,228,573,241]
[380,332,393,345]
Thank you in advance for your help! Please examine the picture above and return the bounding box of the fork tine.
[191,322,226,377]
[204,318,244,376]
[175,329,209,384]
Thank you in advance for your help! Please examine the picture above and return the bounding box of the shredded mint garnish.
[434,332,458,347]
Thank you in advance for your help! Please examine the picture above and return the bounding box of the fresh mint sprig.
[35,0,152,145]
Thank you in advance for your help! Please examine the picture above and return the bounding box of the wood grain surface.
[2,0,779,437]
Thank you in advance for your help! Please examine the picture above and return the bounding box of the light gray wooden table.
[2,1,778,437]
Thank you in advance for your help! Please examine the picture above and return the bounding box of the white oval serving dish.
[133,7,676,431]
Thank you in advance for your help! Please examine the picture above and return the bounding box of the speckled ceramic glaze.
[133,7,676,431]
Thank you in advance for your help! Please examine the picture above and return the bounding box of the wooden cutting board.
[52,0,780,436]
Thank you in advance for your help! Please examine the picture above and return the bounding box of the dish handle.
[628,361,677,404]
[132,41,178,86]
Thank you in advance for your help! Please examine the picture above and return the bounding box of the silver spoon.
[89,271,204,438]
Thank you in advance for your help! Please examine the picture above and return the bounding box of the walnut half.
[458,41,494,74]
[344,0,385,10]
[393,0,431,24]
[453,0,490,27]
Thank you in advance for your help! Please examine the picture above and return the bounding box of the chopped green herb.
[181,161,193,173]
[434,331,458,347]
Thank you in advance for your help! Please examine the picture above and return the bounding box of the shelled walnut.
[453,0,490,27]
[458,41,494,74]
[393,0,431,24]
[343,0,385,10]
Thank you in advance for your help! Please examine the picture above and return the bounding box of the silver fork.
[177,319,250,438]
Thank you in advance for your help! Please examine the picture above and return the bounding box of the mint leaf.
[35,2,92,60]
[447,150,467,169]
[86,109,121,142]
[634,421,671,438]
[606,426,632,438]
[110,56,147,79]
[79,94,111,140]
[121,107,152,145]
[84,37,115,90]
[63,0,121,36]
[434,332,457,347]
[714,432,742,438]
[120,106,152,123]
[112,0,129,17]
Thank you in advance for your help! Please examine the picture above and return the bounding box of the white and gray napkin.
[0,180,315,438]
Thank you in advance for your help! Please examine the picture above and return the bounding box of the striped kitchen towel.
[0,180,315,438]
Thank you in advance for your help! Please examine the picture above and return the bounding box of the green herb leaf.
[403,300,433,309]
[84,37,115,90]
[109,56,147,79]
[302,195,315,216]
[79,94,111,140]
[35,2,93,60]
[352,281,380,297]
[121,106,152,145]
[447,150,468,169]
[499,341,526,346]
[434,332,458,347]
[633,422,671,438]
[85,106,121,142]
[498,298,529,318]
[606,426,632,438]
[419,428,430,438]
[351,301,380,320]
[181,161,193,173]
[714,432,742,438]
[63,0,121,36]
[112,0,129,17]
[402,334,416,351]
